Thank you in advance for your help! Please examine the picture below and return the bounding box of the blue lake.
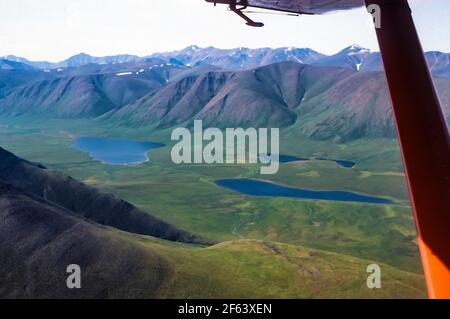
[73,136,164,165]
[215,178,392,204]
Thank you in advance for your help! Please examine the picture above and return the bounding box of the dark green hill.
[0,147,200,243]
[0,181,172,298]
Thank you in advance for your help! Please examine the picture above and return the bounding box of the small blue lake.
[260,154,308,163]
[261,154,356,168]
[73,136,164,165]
[215,179,392,204]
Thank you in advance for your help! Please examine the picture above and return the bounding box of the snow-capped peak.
[344,44,370,56]
[350,44,363,50]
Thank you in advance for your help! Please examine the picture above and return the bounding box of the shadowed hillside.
[0,181,171,298]
[0,147,201,243]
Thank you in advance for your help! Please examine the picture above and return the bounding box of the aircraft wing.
[205,0,366,15]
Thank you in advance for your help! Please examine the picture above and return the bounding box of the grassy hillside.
[145,239,425,299]
[0,181,425,298]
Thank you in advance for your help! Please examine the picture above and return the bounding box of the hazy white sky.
[0,0,448,61]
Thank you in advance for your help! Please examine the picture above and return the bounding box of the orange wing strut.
[366,0,450,298]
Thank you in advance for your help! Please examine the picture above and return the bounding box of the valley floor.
[0,117,426,298]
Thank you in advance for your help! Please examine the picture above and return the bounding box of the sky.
[0,0,449,62]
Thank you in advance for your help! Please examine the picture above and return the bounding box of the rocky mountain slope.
[103,61,450,141]
[361,51,450,78]
[103,62,305,129]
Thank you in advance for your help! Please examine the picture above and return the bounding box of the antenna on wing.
[243,10,299,17]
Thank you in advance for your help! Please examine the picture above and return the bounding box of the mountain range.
[4,44,450,75]
[1,45,449,142]
[2,53,142,70]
